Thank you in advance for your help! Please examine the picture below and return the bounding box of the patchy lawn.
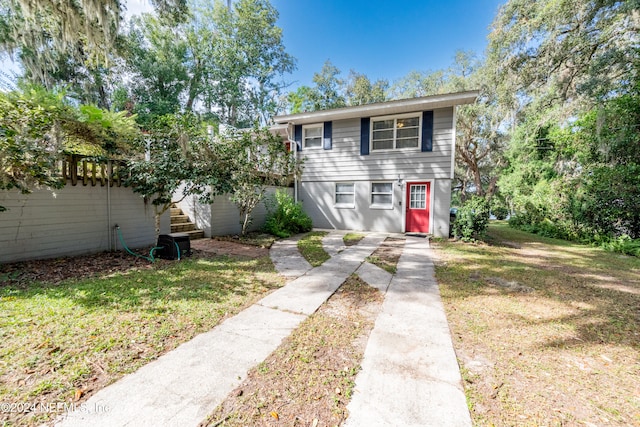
[202,274,384,427]
[0,250,284,426]
[343,233,365,247]
[366,237,405,274]
[432,222,640,426]
[297,231,330,267]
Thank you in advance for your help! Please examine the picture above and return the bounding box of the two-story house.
[272,90,478,238]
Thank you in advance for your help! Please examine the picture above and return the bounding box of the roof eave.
[273,90,479,125]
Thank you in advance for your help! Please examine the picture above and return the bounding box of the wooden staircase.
[170,203,205,240]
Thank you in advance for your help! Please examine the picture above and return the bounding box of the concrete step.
[171,222,197,233]
[182,229,205,240]
[170,214,190,224]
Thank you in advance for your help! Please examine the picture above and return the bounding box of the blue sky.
[2,0,505,90]
[270,0,506,89]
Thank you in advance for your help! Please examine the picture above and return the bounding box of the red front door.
[406,182,431,233]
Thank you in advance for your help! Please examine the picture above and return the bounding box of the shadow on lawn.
[0,254,281,311]
[436,225,640,350]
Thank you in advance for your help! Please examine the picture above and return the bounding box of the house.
[271,90,478,238]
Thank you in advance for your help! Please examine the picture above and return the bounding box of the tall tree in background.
[490,0,640,241]
[286,60,388,113]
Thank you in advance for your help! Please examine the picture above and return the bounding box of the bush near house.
[453,196,491,241]
[263,190,312,238]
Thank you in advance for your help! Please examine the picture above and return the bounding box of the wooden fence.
[60,155,129,187]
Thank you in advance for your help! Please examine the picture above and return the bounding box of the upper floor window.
[303,124,323,149]
[371,114,421,151]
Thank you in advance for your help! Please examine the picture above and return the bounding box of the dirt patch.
[193,238,269,259]
[432,225,640,426]
[366,237,405,274]
[0,239,269,288]
[201,275,384,427]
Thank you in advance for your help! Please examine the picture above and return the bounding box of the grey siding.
[209,187,292,236]
[0,186,169,263]
[296,107,455,237]
[298,107,454,183]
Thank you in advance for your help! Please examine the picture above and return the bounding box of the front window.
[335,182,355,207]
[409,184,427,209]
[371,114,420,151]
[370,182,393,208]
[303,124,323,149]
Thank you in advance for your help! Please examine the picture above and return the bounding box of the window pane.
[372,139,393,150]
[336,183,354,193]
[372,182,392,193]
[304,126,322,138]
[305,137,322,148]
[410,185,426,209]
[372,129,394,140]
[336,194,353,204]
[372,194,392,205]
[397,117,419,128]
[397,137,419,148]
[397,127,419,139]
[373,119,394,130]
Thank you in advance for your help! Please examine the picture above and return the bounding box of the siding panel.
[0,186,168,263]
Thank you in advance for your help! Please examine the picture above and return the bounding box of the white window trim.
[370,112,422,152]
[303,123,324,149]
[370,181,394,210]
[334,182,355,208]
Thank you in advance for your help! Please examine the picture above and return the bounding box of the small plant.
[453,196,491,241]
[263,190,313,238]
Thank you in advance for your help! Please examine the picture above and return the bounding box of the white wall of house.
[296,107,455,237]
[174,186,292,237]
[0,185,169,263]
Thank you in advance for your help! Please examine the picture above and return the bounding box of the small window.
[303,124,323,149]
[371,114,420,151]
[370,182,393,208]
[335,182,355,207]
[409,184,427,209]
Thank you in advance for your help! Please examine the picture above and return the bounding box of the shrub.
[492,206,509,220]
[263,190,312,238]
[453,197,491,241]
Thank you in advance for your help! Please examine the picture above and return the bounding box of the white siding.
[0,186,169,263]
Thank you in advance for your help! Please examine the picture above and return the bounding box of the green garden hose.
[115,225,164,263]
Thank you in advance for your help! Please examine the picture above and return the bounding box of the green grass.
[297,231,330,267]
[0,255,283,426]
[433,222,640,426]
[365,255,397,274]
[343,233,365,246]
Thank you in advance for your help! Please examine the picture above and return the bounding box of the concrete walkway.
[55,233,386,427]
[344,236,471,426]
[269,234,313,279]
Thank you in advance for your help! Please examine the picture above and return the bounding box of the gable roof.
[273,90,479,125]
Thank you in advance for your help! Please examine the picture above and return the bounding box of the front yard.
[434,222,640,426]
[0,248,283,426]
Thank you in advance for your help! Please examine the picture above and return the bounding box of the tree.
[0,85,140,211]
[344,70,388,105]
[488,0,640,111]
[202,0,295,126]
[125,113,230,236]
[219,127,298,236]
[286,61,388,113]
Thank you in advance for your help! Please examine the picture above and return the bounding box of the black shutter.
[360,117,370,155]
[421,110,433,152]
[323,121,332,150]
[294,124,302,152]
